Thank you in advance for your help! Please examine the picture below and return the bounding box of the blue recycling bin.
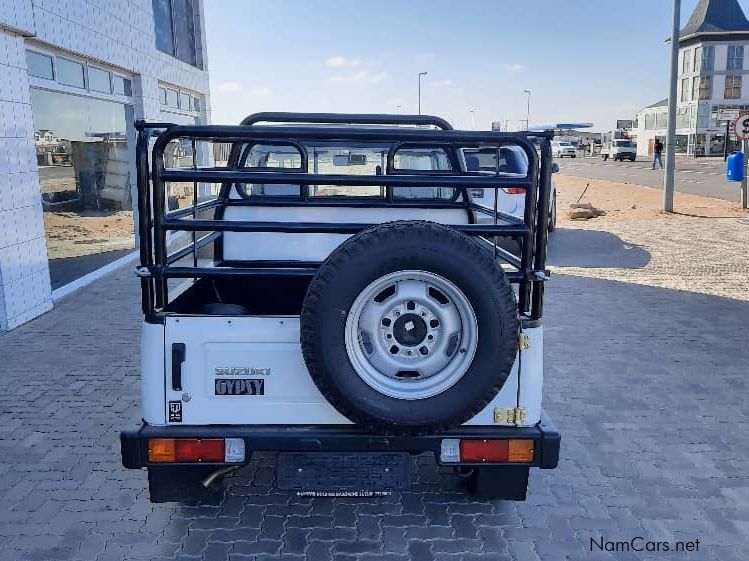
[726,151,745,182]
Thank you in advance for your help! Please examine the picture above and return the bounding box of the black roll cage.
[135,112,553,321]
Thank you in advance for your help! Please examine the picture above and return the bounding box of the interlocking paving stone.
[1,224,748,561]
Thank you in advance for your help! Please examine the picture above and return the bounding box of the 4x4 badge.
[168,400,182,423]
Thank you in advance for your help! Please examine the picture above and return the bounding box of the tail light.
[440,439,535,463]
[501,187,525,195]
[148,438,246,463]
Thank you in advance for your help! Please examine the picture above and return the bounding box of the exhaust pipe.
[201,465,239,488]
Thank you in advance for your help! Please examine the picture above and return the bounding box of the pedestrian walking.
[652,139,664,169]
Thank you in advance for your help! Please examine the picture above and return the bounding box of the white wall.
[0,30,53,330]
[0,0,210,330]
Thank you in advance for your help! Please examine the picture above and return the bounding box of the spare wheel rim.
[344,270,479,400]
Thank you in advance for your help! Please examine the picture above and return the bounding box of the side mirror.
[551,162,560,174]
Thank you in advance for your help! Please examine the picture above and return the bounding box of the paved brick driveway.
[0,228,747,561]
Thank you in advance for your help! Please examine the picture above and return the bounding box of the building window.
[682,49,691,74]
[26,51,54,80]
[57,58,85,88]
[693,47,701,72]
[159,86,201,113]
[681,77,690,101]
[179,91,191,111]
[111,75,132,96]
[697,76,711,100]
[165,88,179,108]
[152,0,201,68]
[88,67,112,94]
[725,75,742,99]
[29,88,134,289]
[676,107,690,129]
[702,46,714,71]
[727,45,744,70]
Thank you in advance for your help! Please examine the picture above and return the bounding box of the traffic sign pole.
[742,139,748,209]
[733,113,749,209]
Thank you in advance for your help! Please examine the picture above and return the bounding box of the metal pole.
[523,90,531,130]
[742,139,748,209]
[418,72,427,115]
[663,0,680,213]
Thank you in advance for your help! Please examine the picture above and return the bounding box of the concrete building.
[632,0,749,157]
[0,0,210,330]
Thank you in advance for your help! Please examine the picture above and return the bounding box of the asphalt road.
[556,156,741,202]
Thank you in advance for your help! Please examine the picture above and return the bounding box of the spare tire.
[300,221,519,435]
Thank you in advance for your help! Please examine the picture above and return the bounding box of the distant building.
[632,0,749,157]
[34,130,59,146]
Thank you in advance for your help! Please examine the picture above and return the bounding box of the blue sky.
[204,0,747,132]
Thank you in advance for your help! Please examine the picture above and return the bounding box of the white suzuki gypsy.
[120,112,560,503]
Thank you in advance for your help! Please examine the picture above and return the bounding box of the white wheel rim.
[344,270,478,400]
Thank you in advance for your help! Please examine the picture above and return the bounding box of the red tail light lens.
[501,187,526,194]
[148,438,225,463]
[460,439,509,462]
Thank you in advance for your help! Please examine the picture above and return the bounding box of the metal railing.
[135,113,553,320]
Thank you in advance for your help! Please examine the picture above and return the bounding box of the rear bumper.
[121,411,560,470]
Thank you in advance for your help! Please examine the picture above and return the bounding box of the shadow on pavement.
[547,227,651,269]
[48,248,133,290]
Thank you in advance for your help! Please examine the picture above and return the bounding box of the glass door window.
[30,88,134,289]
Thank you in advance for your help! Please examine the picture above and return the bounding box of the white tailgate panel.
[164,315,520,426]
[165,316,350,425]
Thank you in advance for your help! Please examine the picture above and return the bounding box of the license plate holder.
[277,452,410,493]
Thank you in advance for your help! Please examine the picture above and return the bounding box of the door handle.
[171,343,186,391]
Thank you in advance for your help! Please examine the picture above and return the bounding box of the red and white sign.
[733,113,749,141]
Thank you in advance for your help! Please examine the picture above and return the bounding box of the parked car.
[551,140,577,158]
[121,113,560,504]
[464,146,558,233]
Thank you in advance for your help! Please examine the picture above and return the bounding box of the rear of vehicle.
[466,146,557,233]
[121,113,560,503]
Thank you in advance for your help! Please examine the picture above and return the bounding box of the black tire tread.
[300,220,519,435]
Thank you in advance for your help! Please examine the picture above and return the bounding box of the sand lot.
[552,175,749,300]
[43,210,135,260]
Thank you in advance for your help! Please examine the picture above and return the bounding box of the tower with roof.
[633,0,749,158]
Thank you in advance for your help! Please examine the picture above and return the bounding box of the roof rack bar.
[151,124,541,147]
[239,112,454,130]
[222,198,473,210]
[160,218,529,237]
[160,169,534,188]
[158,266,528,283]
[164,266,320,278]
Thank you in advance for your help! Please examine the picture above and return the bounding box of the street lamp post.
[523,89,531,130]
[469,110,475,130]
[418,72,428,115]
[663,0,681,212]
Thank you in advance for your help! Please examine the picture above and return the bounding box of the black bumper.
[121,411,560,470]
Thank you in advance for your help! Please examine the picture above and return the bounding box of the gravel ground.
[552,175,749,301]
